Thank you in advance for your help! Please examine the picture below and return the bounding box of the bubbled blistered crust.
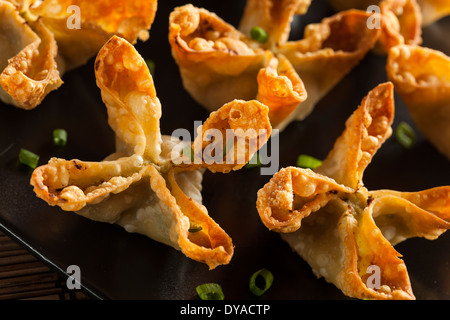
[256,82,450,300]
[315,82,395,189]
[375,0,422,53]
[328,0,450,26]
[386,44,450,159]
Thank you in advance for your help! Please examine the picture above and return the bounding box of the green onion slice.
[250,26,268,43]
[296,154,322,170]
[196,283,225,300]
[188,225,203,233]
[220,139,234,158]
[244,152,261,169]
[53,128,67,147]
[19,148,39,169]
[249,268,273,296]
[182,145,194,163]
[395,121,415,149]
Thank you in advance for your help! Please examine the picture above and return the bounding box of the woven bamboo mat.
[0,231,91,300]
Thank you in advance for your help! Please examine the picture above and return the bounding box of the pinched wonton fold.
[328,0,450,26]
[277,9,381,124]
[0,1,62,109]
[31,36,272,270]
[256,82,450,300]
[169,3,379,130]
[386,44,450,160]
[0,0,157,109]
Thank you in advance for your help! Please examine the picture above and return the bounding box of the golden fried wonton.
[256,82,450,300]
[0,0,157,109]
[30,36,272,270]
[169,2,380,130]
[387,44,450,160]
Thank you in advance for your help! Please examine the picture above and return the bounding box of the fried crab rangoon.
[30,36,272,270]
[256,82,450,300]
[0,0,157,109]
[387,44,450,160]
[168,1,381,130]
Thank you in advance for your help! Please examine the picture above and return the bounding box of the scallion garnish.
[53,128,67,147]
[249,268,273,296]
[296,154,322,170]
[196,283,225,300]
[145,59,155,75]
[188,225,203,233]
[18,148,39,169]
[250,26,268,43]
[395,121,415,149]
[244,152,261,169]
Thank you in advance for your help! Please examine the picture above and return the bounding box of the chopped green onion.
[245,152,261,169]
[188,225,203,233]
[53,128,67,147]
[18,148,39,169]
[145,59,155,75]
[250,26,268,43]
[249,268,273,296]
[296,154,322,170]
[395,121,415,149]
[182,145,194,163]
[196,283,225,300]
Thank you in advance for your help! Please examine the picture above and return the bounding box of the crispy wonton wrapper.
[327,0,423,54]
[256,82,450,300]
[328,0,450,26]
[0,0,157,109]
[386,44,450,160]
[169,3,379,130]
[0,1,62,109]
[239,0,312,51]
[31,36,272,270]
